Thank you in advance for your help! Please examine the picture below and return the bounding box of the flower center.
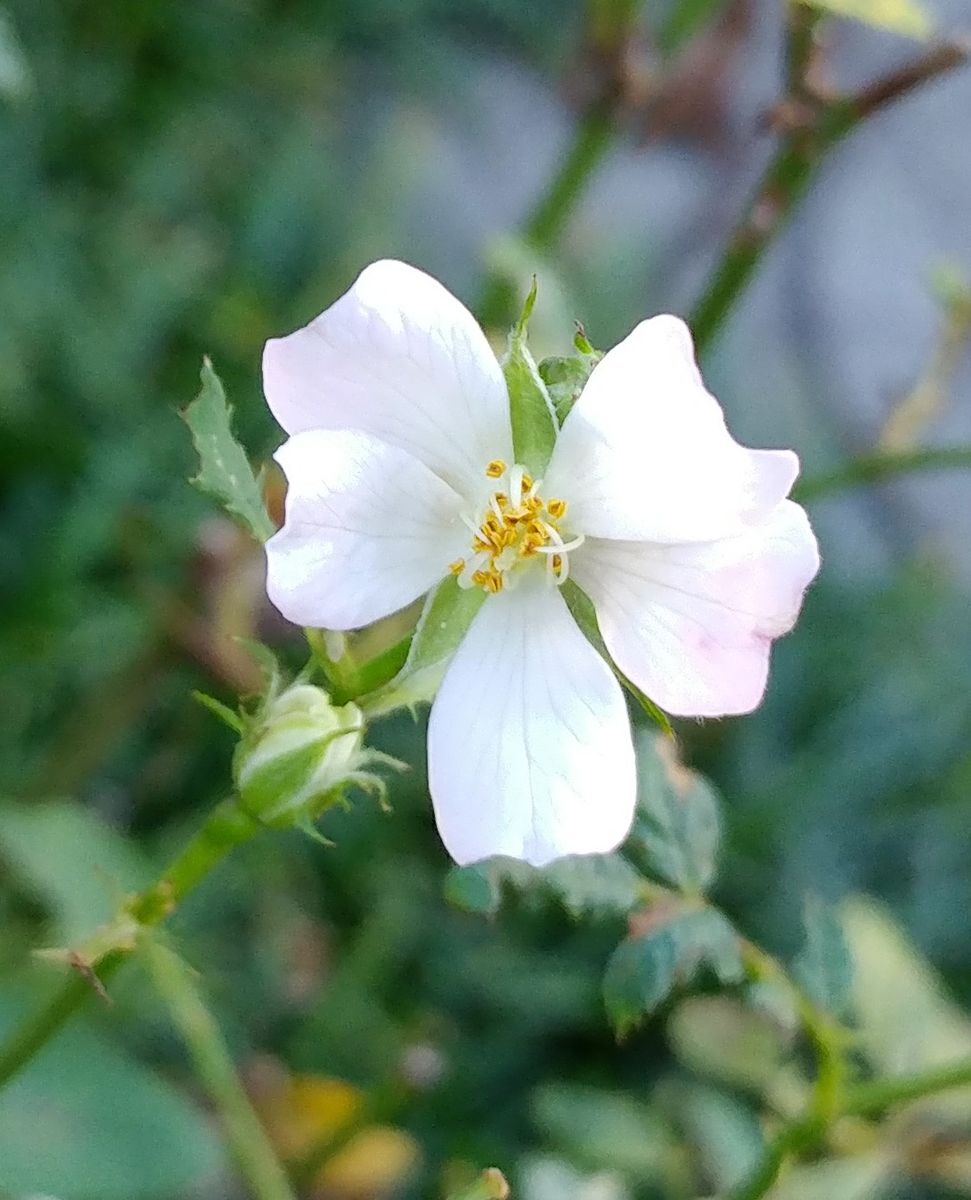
[449,460,583,595]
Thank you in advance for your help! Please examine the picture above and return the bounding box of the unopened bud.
[234,684,366,826]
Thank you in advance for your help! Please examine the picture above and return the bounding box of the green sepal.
[181,358,274,543]
[363,577,485,717]
[503,278,558,476]
[562,580,673,735]
[538,323,601,424]
[191,690,245,735]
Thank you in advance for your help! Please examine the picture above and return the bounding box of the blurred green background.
[2,1,971,1198]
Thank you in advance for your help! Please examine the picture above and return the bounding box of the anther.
[448,559,465,576]
[485,459,507,478]
[546,498,567,520]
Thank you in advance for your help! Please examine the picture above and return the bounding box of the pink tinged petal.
[571,501,820,718]
[262,259,513,499]
[427,578,637,867]
[543,315,798,544]
[266,429,467,631]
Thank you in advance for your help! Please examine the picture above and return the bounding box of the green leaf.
[445,853,644,919]
[0,799,152,944]
[629,731,722,893]
[561,581,673,734]
[0,999,226,1198]
[531,1083,676,1180]
[794,896,854,1020]
[503,279,558,475]
[795,0,932,38]
[363,577,485,716]
[181,357,274,542]
[603,901,743,1036]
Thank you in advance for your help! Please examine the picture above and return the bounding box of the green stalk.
[146,940,297,1200]
[0,797,259,1091]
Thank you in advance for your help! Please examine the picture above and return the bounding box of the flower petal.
[544,315,798,543]
[571,500,820,717]
[263,260,512,498]
[266,429,467,630]
[427,578,636,866]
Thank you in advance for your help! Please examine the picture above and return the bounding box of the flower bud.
[234,684,366,826]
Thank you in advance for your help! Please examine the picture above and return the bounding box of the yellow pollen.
[458,462,579,594]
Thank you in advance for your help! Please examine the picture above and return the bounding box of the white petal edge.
[266,428,467,631]
[544,315,799,543]
[427,577,637,867]
[263,259,513,500]
[570,500,820,717]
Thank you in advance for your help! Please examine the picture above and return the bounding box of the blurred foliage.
[2,1,971,1199]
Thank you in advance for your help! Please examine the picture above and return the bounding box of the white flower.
[262,261,820,867]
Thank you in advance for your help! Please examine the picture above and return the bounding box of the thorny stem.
[146,940,297,1200]
[690,33,969,356]
[0,797,259,1091]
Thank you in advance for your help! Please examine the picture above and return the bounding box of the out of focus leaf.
[794,895,853,1020]
[531,1083,676,1181]
[0,1001,225,1199]
[603,901,743,1036]
[629,733,721,893]
[365,577,485,714]
[504,279,557,476]
[767,1153,893,1200]
[659,1080,765,1192]
[181,358,274,543]
[445,854,644,920]
[795,0,932,38]
[0,799,151,944]
[842,897,971,1116]
[667,995,793,1094]
[519,1156,630,1200]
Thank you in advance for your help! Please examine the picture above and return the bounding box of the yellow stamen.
[448,559,465,576]
[547,498,567,520]
[485,459,506,478]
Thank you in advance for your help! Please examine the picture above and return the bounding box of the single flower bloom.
[262,260,819,866]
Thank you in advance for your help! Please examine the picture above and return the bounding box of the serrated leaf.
[445,854,644,920]
[603,902,743,1036]
[795,0,931,38]
[363,577,485,716]
[561,581,673,735]
[538,354,594,425]
[503,279,557,476]
[181,358,274,542]
[794,896,854,1020]
[629,731,721,892]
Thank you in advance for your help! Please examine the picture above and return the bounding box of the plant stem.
[795,444,971,501]
[690,37,969,355]
[0,797,259,1091]
[146,940,297,1200]
[845,1056,971,1117]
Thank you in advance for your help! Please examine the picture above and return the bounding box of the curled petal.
[544,315,798,544]
[428,578,636,866]
[263,260,512,499]
[571,501,820,717]
[266,429,466,630]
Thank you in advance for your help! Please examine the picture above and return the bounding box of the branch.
[0,797,259,1091]
[690,32,969,354]
[795,444,971,501]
